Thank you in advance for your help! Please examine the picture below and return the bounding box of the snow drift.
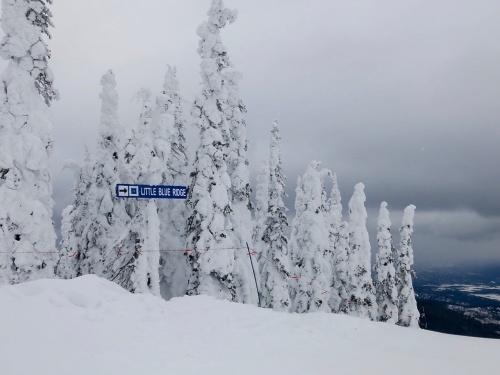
[1,276,499,375]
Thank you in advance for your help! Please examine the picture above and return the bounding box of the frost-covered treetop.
[399,205,416,266]
[294,160,324,216]
[99,70,120,135]
[254,157,269,216]
[349,183,367,224]
[329,172,342,226]
[269,121,284,186]
[207,0,238,32]
[401,204,416,229]
[163,65,179,94]
[331,173,341,206]
[197,0,237,92]
[271,120,279,134]
[378,201,391,230]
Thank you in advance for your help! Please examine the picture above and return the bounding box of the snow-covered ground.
[1,276,499,375]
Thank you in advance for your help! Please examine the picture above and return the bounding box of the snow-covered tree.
[56,149,93,280]
[162,66,189,185]
[58,70,130,283]
[111,90,162,296]
[347,183,378,320]
[327,173,349,313]
[259,121,291,311]
[334,221,351,313]
[0,0,59,285]
[156,66,191,300]
[184,0,258,302]
[374,202,398,323]
[208,0,255,305]
[289,161,332,313]
[396,204,419,327]
[252,155,269,257]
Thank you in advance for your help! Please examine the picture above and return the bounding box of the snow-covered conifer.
[58,71,129,283]
[347,183,378,320]
[205,0,255,305]
[0,0,59,284]
[252,155,269,257]
[259,121,291,311]
[396,204,419,327]
[185,0,255,302]
[111,90,162,295]
[374,202,398,323]
[162,66,189,187]
[328,174,343,234]
[334,221,351,313]
[327,173,349,313]
[289,161,332,313]
[57,149,93,279]
[156,66,191,300]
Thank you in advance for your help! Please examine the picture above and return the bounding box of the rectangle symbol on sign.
[116,184,188,199]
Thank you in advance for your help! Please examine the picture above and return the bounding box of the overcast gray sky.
[3,0,499,267]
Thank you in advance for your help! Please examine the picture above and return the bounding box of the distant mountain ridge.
[414,263,500,339]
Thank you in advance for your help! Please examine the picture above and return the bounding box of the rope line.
[0,247,249,255]
[1,245,332,296]
[253,248,331,296]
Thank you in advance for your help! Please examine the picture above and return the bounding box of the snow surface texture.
[1,276,499,375]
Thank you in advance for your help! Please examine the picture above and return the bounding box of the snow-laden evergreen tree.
[111,90,162,296]
[205,0,255,305]
[259,121,291,311]
[0,0,59,285]
[327,173,349,313]
[252,155,269,260]
[289,161,332,313]
[58,70,130,282]
[347,183,378,320]
[185,0,256,302]
[396,204,419,327]
[156,66,191,300]
[160,66,189,195]
[335,221,351,313]
[57,149,93,280]
[374,202,398,323]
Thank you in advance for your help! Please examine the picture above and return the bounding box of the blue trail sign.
[116,184,188,199]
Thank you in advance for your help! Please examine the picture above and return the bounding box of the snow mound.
[1,275,167,320]
[1,276,499,375]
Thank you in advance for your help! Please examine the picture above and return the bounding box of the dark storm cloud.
[415,211,500,243]
[240,0,500,222]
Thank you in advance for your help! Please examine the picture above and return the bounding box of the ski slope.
[1,275,498,375]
